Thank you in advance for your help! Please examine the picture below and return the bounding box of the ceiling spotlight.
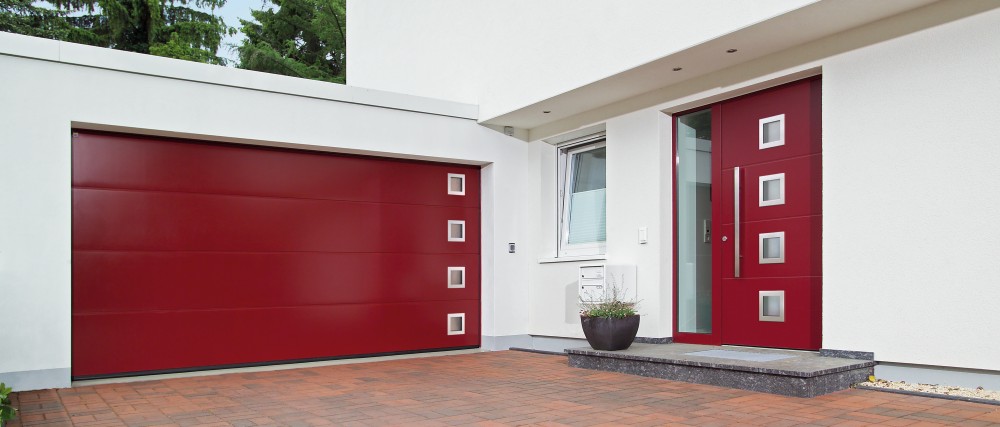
[672,67,683,71]
[726,49,738,53]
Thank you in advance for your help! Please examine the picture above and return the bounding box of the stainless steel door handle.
[734,166,741,278]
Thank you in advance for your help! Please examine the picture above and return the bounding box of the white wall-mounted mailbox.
[578,264,637,302]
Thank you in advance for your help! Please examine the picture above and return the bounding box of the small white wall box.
[578,264,637,302]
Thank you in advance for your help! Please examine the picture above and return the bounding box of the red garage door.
[72,131,481,379]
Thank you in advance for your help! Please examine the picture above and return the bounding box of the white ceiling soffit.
[480,0,937,131]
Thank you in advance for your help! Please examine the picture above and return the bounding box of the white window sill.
[537,255,607,264]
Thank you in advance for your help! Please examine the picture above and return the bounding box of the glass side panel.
[676,109,713,334]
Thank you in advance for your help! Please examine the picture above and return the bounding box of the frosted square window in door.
[759,291,785,322]
[447,313,466,335]
[758,173,785,206]
[448,267,465,288]
[759,114,785,149]
[759,232,785,264]
[447,173,466,195]
[448,220,466,242]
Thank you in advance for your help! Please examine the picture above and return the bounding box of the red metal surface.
[674,78,822,350]
[719,80,821,170]
[73,301,481,377]
[719,78,823,350]
[72,132,480,378]
[720,278,821,349]
[72,133,480,208]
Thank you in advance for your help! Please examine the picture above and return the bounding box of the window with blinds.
[558,137,607,257]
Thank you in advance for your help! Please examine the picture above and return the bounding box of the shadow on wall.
[565,281,580,324]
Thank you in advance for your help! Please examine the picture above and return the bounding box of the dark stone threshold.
[567,348,875,398]
[634,337,674,344]
[820,348,875,361]
[567,347,875,378]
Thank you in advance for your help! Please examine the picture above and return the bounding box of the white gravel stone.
[860,377,1000,402]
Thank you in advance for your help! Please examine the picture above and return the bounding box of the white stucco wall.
[521,1,1000,373]
[821,5,1000,371]
[347,0,817,119]
[526,109,671,341]
[347,0,1000,371]
[0,32,533,390]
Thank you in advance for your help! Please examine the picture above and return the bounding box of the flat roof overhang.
[479,0,942,139]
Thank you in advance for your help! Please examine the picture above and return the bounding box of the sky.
[212,0,268,65]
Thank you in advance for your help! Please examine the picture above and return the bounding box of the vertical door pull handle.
[734,166,741,278]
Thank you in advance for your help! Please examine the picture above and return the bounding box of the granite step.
[566,343,875,397]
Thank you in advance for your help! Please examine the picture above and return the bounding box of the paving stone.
[5,351,999,426]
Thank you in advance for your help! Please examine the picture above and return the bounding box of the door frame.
[671,76,822,347]
[671,103,723,345]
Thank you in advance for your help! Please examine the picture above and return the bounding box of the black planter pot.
[580,315,640,351]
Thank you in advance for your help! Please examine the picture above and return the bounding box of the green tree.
[0,382,16,426]
[1,0,232,65]
[237,0,345,83]
[0,0,101,44]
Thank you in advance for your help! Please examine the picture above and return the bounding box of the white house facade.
[1,0,999,391]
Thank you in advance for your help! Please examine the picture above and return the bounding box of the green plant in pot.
[0,382,16,427]
[579,276,640,351]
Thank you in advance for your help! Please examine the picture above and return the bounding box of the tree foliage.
[0,0,101,43]
[2,0,349,83]
[237,0,345,83]
[0,382,16,425]
[1,0,233,64]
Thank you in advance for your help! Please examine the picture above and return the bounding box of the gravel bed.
[858,377,1000,402]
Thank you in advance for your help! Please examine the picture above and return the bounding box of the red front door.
[674,77,822,350]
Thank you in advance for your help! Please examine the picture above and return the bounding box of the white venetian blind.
[566,146,606,245]
[568,188,606,244]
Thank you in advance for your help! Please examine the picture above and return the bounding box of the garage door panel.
[72,300,481,378]
[73,252,480,312]
[73,188,480,253]
[72,131,482,378]
[72,132,480,208]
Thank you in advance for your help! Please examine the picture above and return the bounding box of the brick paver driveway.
[10,351,1000,426]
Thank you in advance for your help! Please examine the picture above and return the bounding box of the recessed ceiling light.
[543,110,551,114]
[672,67,683,71]
[726,49,738,53]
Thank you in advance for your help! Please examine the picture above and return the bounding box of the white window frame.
[759,290,786,322]
[557,135,607,257]
[447,220,465,242]
[447,173,466,196]
[447,313,466,335]
[758,231,785,264]
[758,173,786,207]
[758,114,785,150]
[447,266,466,289]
